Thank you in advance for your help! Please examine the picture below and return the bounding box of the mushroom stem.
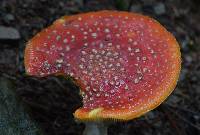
[83,122,109,135]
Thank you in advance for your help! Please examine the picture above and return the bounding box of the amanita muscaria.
[25,11,181,134]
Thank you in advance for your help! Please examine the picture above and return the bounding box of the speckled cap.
[25,11,181,121]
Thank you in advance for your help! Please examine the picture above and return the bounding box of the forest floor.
[0,0,200,135]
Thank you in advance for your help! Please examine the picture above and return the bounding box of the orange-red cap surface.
[25,11,181,121]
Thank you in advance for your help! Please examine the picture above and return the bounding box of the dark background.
[0,0,200,135]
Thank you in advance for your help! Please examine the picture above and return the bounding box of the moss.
[0,77,43,135]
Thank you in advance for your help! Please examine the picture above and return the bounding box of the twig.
[167,106,200,131]
[164,103,199,116]
[2,73,17,80]
[23,100,49,111]
[161,106,184,135]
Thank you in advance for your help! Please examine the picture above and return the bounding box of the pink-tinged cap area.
[25,11,181,121]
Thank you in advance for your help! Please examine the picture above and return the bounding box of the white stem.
[83,122,109,135]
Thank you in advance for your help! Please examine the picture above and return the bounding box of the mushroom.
[24,11,181,135]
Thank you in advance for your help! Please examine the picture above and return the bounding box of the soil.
[0,0,200,135]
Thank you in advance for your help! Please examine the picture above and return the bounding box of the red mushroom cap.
[25,11,181,121]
